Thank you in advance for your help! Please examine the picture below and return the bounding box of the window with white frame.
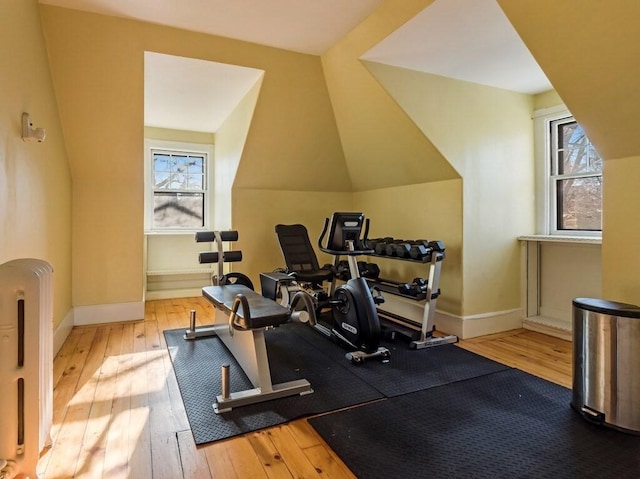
[534,106,602,235]
[145,140,213,231]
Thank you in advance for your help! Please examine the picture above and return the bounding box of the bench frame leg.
[184,312,313,414]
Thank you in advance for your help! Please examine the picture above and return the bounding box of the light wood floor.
[37,297,572,478]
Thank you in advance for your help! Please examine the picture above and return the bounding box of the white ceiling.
[39,0,386,55]
[144,52,264,133]
[362,0,551,94]
[40,0,551,133]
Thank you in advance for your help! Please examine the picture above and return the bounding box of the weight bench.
[185,284,313,413]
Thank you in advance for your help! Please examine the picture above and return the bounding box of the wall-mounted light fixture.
[22,112,46,143]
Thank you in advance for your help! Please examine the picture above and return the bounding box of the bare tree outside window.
[152,151,206,228]
[552,120,602,231]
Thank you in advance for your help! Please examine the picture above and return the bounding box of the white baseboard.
[457,308,524,339]
[53,309,74,356]
[377,294,523,340]
[433,308,523,339]
[145,288,203,301]
[523,316,572,341]
[74,301,145,326]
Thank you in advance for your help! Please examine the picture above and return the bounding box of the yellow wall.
[363,63,534,315]
[144,127,214,145]
[39,5,350,307]
[533,90,564,111]
[217,77,263,229]
[321,0,458,191]
[602,156,640,303]
[232,189,353,288]
[354,180,463,314]
[0,0,72,329]
[500,0,640,305]
[500,0,640,161]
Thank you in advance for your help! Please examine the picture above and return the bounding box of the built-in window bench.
[519,235,602,341]
[145,269,214,300]
[144,233,215,300]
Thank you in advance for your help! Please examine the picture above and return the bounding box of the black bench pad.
[202,285,290,329]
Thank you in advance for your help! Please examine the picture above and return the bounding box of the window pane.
[153,155,171,172]
[154,171,170,189]
[153,153,205,191]
[188,157,204,174]
[153,192,204,228]
[556,177,602,231]
[168,173,186,189]
[557,122,602,175]
[171,156,187,172]
[186,174,203,189]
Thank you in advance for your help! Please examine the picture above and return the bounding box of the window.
[145,140,213,232]
[534,106,602,236]
[550,118,602,232]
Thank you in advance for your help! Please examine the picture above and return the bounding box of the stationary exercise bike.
[263,212,390,363]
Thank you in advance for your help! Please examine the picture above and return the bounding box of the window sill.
[518,234,601,245]
[144,230,206,236]
[146,268,214,276]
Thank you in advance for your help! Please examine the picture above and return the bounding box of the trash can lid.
[573,297,640,318]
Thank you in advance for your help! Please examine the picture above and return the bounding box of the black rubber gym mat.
[166,323,510,445]
[164,325,384,445]
[309,369,640,479]
[288,323,510,397]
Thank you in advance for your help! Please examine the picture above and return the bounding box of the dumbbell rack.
[364,249,458,349]
[365,278,428,301]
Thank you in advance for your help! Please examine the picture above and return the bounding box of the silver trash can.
[572,298,640,434]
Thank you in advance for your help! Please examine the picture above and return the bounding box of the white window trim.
[533,104,602,238]
[144,138,214,234]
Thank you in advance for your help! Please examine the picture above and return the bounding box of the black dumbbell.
[336,260,350,280]
[413,277,428,291]
[394,242,412,258]
[360,238,376,250]
[384,239,406,256]
[409,244,431,260]
[357,261,368,276]
[374,237,394,255]
[358,262,380,279]
[398,282,420,297]
[428,240,445,252]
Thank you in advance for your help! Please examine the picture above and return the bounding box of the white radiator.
[0,259,54,479]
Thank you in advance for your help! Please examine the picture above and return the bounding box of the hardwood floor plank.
[287,419,323,449]
[302,444,357,479]
[39,327,94,477]
[74,325,124,478]
[203,440,238,479]
[103,323,135,479]
[128,321,153,479]
[222,435,269,478]
[151,433,184,479]
[264,425,324,478]
[45,327,107,478]
[177,430,213,479]
[143,320,185,479]
[286,419,357,478]
[246,430,294,479]
[458,330,572,387]
[52,327,83,388]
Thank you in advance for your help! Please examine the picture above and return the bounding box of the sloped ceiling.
[44,0,550,135]
[498,0,640,160]
[362,0,550,94]
[144,52,264,133]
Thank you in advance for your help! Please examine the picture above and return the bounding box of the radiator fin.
[0,259,54,479]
